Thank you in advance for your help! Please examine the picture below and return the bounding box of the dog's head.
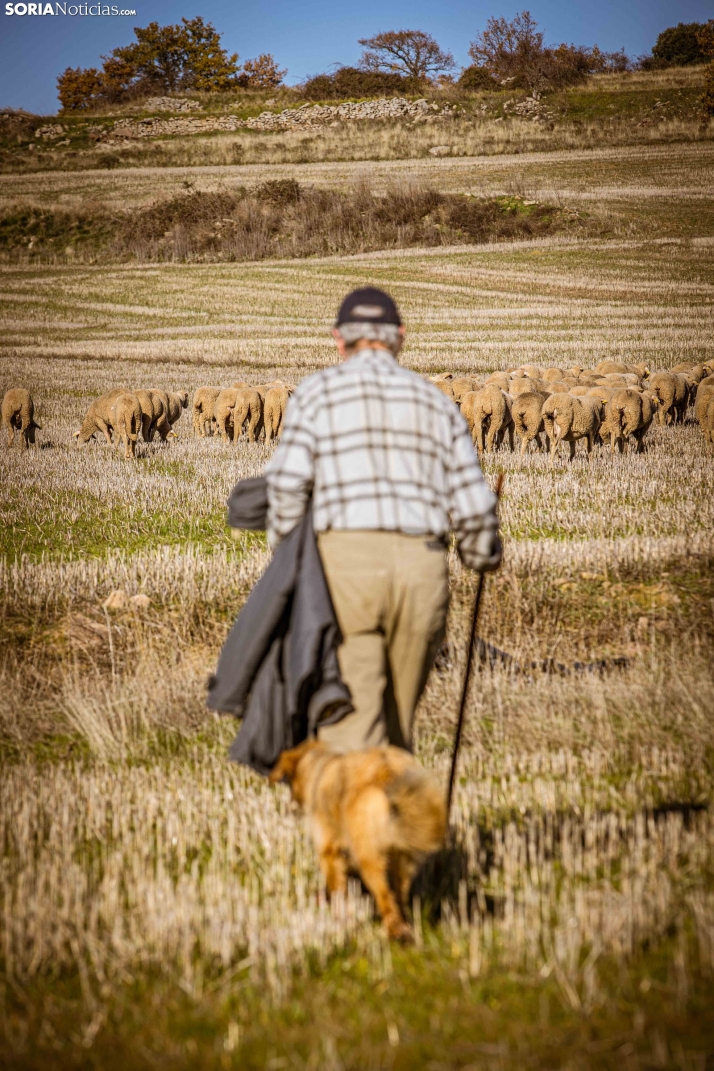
[268,740,323,808]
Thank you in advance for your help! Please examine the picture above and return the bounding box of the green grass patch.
[3,936,713,1070]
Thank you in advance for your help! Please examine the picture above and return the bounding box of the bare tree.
[468,11,544,86]
[358,30,455,81]
[467,10,617,92]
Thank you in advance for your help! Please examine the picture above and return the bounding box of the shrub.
[702,65,714,119]
[121,188,241,244]
[254,179,302,205]
[457,66,499,91]
[302,67,416,101]
[114,182,566,262]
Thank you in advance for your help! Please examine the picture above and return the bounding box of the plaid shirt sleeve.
[264,388,316,548]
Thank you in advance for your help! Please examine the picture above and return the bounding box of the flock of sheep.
[2,361,713,461]
[430,359,714,460]
[192,381,294,442]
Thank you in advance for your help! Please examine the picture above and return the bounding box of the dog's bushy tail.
[386,768,447,855]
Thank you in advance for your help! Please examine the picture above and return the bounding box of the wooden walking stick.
[446,473,504,820]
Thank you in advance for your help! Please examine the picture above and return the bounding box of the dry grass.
[1,163,714,1065]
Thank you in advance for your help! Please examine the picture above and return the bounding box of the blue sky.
[1,0,712,115]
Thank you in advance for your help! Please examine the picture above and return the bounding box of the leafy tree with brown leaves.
[57,17,240,109]
[239,54,287,88]
[57,67,104,111]
[110,17,240,93]
[357,30,455,81]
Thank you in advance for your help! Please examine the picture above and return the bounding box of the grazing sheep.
[669,374,692,424]
[594,361,629,376]
[134,389,161,442]
[542,393,602,462]
[214,388,240,440]
[648,372,680,425]
[515,364,542,379]
[111,392,142,459]
[586,386,617,404]
[431,378,456,401]
[75,387,126,445]
[569,385,591,397]
[694,376,714,426]
[602,372,641,388]
[600,388,650,454]
[542,368,566,382]
[2,388,40,449]
[253,381,283,399]
[699,395,714,447]
[469,385,513,452]
[166,390,188,431]
[449,376,481,403]
[143,390,171,441]
[264,385,294,440]
[234,388,264,442]
[511,390,549,454]
[232,380,251,390]
[485,371,511,392]
[192,387,221,436]
[508,378,538,397]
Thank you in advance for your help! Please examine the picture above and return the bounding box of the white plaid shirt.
[264,349,497,547]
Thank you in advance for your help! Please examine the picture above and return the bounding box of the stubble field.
[1,141,714,1069]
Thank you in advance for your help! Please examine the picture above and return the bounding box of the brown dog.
[269,741,446,941]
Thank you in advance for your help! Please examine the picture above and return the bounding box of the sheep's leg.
[568,440,575,462]
[507,422,514,451]
[519,433,529,456]
[96,418,112,444]
[248,407,260,442]
[5,422,13,447]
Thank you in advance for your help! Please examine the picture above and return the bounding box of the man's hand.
[457,524,502,573]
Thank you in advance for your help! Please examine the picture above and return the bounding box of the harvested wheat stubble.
[1,209,714,1060]
[1,141,712,214]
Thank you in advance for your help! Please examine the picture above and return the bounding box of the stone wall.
[106,97,439,141]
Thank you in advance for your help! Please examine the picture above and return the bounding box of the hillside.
[1,66,708,175]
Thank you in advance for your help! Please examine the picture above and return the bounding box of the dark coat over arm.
[207,477,352,775]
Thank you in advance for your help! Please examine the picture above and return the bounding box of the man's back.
[265,348,494,546]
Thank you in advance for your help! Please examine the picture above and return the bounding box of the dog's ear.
[268,747,301,786]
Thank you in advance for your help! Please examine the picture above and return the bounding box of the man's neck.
[344,341,394,361]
